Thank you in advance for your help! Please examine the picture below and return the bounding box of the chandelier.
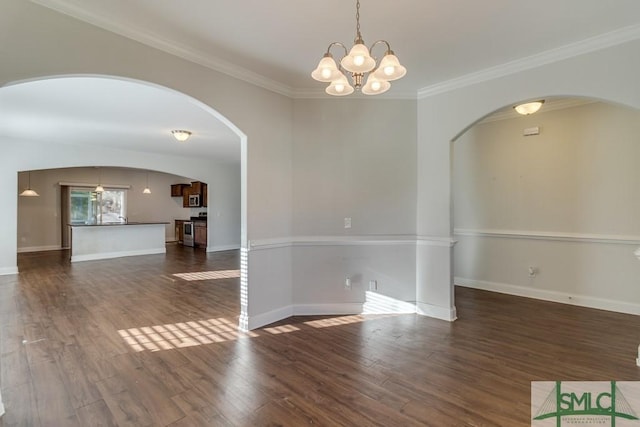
[311,0,406,96]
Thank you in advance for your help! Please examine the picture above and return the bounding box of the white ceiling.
[3,2,639,164]
[31,0,640,97]
[0,77,241,163]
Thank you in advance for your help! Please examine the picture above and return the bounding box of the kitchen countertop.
[69,221,170,227]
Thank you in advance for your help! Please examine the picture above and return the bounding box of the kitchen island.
[69,222,169,262]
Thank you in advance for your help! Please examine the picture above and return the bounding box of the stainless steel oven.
[183,221,194,247]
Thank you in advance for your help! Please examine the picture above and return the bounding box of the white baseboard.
[292,303,363,316]
[0,266,19,276]
[246,299,460,330]
[246,303,367,330]
[71,248,166,263]
[17,245,62,253]
[455,277,640,316]
[206,244,241,253]
[247,305,294,330]
[416,302,458,321]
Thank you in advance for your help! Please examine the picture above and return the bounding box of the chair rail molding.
[454,228,640,245]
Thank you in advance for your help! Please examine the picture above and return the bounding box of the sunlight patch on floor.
[118,317,258,352]
[118,293,413,352]
[172,269,241,281]
[303,313,398,328]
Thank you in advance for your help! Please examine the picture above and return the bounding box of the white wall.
[417,39,640,318]
[289,98,417,312]
[4,0,640,328]
[16,167,218,250]
[0,0,290,327]
[452,102,640,313]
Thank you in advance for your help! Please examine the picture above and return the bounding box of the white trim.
[248,237,291,251]
[0,266,19,276]
[246,305,293,330]
[416,236,457,247]
[418,23,640,99]
[248,235,456,251]
[292,235,417,246]
[70,248,166,263]
[58,181,131,189]
[245,298,461,330]
[31,0,294,98]
[0,389,4,417]
[28,1,640,100]
[455,277,640,316]
[454,228,640,245]
[206,244,241,253]
[292,303,363,316]
[17,245,62,253]
[416,302,457,321]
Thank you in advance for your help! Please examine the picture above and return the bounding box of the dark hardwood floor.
[0,245,639,426]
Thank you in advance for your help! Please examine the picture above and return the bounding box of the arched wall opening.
[449,96,640,315]
[1,74,251,328]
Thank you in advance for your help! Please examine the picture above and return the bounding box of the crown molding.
[418,23,640,99]
[29,1,640,101]
[30,0,295,97]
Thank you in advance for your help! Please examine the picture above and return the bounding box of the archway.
[449,96,640,316]
[0,74,251,328]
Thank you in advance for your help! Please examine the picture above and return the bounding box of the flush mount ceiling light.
[311,0,406,96]
[19,171,40,197]
[171,130,192,142]
[514,100,545,115]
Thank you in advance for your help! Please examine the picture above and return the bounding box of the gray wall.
[453,102,640,312]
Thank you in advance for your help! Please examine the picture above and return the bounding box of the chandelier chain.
[356,0,361,39]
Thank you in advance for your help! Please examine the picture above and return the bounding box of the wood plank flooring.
[0,245,639,426]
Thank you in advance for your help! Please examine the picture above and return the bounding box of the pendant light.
[19,171,40,197]
[95,167,104,193]
[312,0,406,96]
[143,172,151,194]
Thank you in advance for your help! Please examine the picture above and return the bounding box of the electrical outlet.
[344,277,351,290]
[369,280,377,291]
[344,217,352,229]
[528,266,537,278]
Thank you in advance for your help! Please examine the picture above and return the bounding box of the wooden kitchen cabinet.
[182,186,192,207]
[171,183,190,197]
[194,222,207,247]
[180,181,207,207]
[190,181,203,194]
[203,183,208,207]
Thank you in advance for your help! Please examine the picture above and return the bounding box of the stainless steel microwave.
[188,194,200,207]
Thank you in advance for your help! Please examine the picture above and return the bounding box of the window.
[70,188,127,225]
